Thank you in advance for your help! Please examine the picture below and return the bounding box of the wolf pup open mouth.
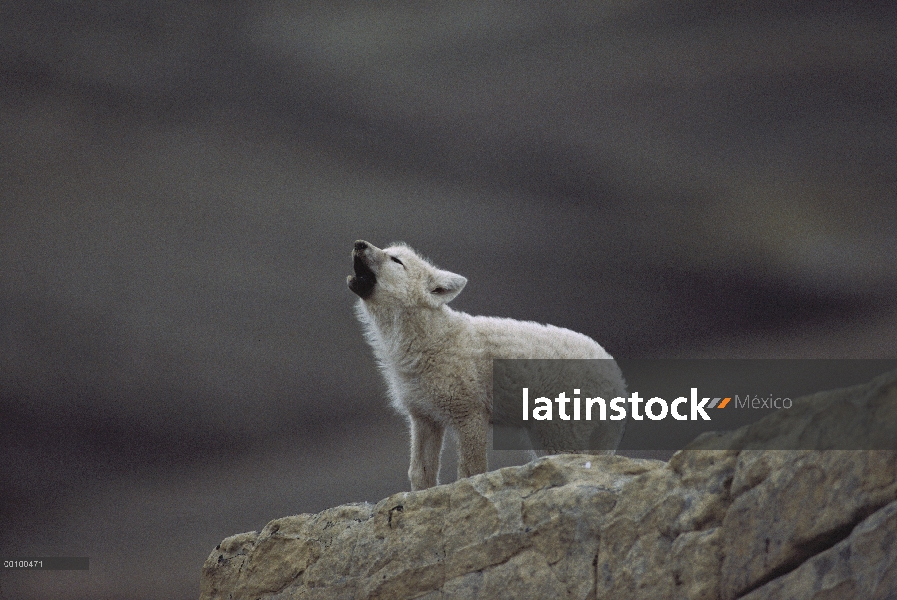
[347,248,377,299]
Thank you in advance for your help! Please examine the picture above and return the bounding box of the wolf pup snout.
[347,240,378,299]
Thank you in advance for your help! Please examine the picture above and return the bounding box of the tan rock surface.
[740,498,897,600]
[201,369,897,599]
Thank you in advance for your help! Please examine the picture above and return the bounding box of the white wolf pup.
[347,240,626,490]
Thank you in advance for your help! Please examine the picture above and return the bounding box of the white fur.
[348,241,626,490]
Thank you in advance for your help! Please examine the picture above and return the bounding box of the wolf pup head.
[347,240,467,308]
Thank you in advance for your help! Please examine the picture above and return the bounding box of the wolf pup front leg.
[454,411,489,479]
[407,413,445,490]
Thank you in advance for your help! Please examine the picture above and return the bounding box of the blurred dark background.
[1,1,895,597]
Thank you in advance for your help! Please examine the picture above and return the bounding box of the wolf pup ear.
[429,269,467,304]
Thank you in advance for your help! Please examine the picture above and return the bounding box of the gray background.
[1,1,895,598]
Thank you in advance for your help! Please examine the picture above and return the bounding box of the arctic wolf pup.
[347,240,626,490]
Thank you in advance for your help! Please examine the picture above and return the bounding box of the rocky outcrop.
[201,369,897,599]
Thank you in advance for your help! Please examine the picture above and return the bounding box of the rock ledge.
[201,370,897,599]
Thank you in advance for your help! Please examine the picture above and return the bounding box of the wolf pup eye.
[390,256,404,266]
